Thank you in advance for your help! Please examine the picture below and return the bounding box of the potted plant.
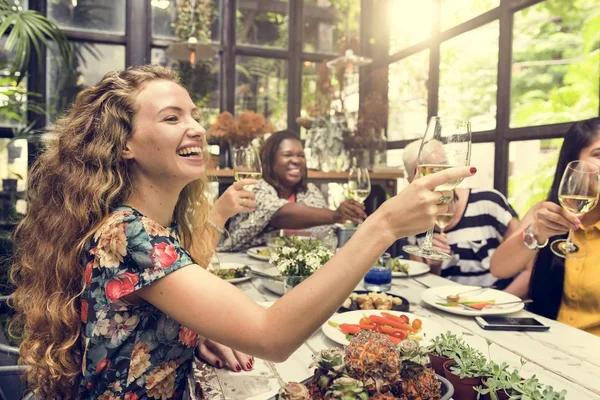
[475,364,567,400]
[269,236,333,293]
[207,111,274,168]
[427,332,469,376]
[443,347,491,400]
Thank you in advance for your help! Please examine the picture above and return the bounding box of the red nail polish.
[235,365,241,372]
[215,361,221,368]
[470,167,477,174]
[246,362,252,369]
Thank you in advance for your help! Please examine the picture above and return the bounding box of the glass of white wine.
[233,146,262,223]
[403,117,471,260]
[436,192,455,234]
[550,160,599,259]
[347,166,371,203]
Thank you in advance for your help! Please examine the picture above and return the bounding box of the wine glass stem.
[565,229,576,253]
[422,227,435,251]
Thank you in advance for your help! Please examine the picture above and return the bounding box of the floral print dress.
[78,206,198,400]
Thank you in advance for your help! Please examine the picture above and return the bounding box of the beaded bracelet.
[207,218,225,235]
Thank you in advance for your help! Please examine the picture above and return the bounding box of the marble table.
[192,252,600,400]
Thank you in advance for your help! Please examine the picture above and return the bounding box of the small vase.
[443,360,482,400]
[428,353,452,376]
[283,275,309,293]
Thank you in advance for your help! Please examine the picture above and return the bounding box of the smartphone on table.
[475,316,550,331]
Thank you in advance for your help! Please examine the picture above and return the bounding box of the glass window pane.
[303,0,360,54]
[388,0,432,55]
[151,0,220,42]
[235,56,288,130]
[151,48,220,129]
[439,21,499,131]
[508,138,563,217]
[301,61,331,120]
[388,50,429,141]
[440,0,499,31]
[462,142,495,190]
[0,37,27,127]
[46,43,125,121]
[510,1,600,128]
[47,0,126,34]
[237,0,289,48]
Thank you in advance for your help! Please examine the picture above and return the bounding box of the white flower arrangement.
[270,236,333,277]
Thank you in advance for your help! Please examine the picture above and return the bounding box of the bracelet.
[207,218,225,235]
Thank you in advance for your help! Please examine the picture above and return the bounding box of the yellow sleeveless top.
[557,220,600,336]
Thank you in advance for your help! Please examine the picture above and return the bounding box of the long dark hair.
[529,117,600,319]
[260,130,308,194]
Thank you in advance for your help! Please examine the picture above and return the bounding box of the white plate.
[322,310,444,347]
[391,259,431,277]
[247,246,271,261]
[420,285,525,316]
[209,262,252,283]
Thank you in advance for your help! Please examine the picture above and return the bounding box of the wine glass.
[403,117,471,260]
[347,166,371,203]
[436,191,455,234]
[233,146,262,223]
[550,160,599,259]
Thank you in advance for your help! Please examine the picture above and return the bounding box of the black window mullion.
[126,0,151,66]
[494,0,513,195]
[27,0,48,164]
[287,0,302,133]
[427,0,441,120]
[222,0,236,113]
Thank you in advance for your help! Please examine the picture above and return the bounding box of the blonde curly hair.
[10,65,213,399]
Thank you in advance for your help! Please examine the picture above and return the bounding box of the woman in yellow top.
[491,117,600,336]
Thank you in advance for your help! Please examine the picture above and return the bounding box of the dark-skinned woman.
[219,130,366,251]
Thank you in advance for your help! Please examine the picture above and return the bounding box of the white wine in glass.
[403,117,471,260]
[233,147,262,223]
[348,167,371,203]
[551,160,599,258]
[435,192,455,234]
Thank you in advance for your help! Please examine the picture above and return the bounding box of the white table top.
[193,252,600,400]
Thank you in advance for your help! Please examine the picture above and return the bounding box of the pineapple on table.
[344,330,401,394]
[392,339,442,400]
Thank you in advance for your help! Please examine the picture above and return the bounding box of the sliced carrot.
[369,315,418,332]
[378,325,409,338]
[339,323,375,334]
[381,312,406,324]
[386,334,402,344]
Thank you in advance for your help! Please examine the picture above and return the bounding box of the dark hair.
[260,130,308,193]
[528,117,600,319]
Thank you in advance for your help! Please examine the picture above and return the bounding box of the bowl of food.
[339,290,409,313]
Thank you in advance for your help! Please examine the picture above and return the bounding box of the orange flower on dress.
[145,360,178,399]
[127,342,152,385]
[124,393,139,400]
[178,326,198,348]
[141,217,171,237]
[97,390,120,400]
[95,221,128,269]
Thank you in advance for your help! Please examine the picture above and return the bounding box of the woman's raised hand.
[529,201,580,243]
[212,179,257,221]
[376,166,476,239]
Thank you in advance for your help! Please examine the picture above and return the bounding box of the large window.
[510,0,600,128]
[387,1,432,55]
[48,0,126,34]
[387,50,429,141]
[303,0,360,54]
[386,0,600,198]
[237,0,289,48]
[47,43,125,121]
[439,21,499,131]
[235,56,288,130]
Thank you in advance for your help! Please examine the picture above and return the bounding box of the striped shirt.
[408,189,518,286]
